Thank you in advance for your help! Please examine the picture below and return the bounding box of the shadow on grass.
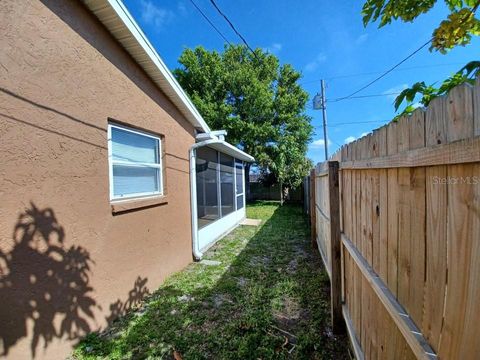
[75,202,349,359]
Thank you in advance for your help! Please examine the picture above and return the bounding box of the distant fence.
[310,80,480,359]
[249,183,303,202]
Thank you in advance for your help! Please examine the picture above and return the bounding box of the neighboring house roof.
[83,0,210,133]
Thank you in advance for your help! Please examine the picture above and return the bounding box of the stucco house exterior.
[0,0,253,358]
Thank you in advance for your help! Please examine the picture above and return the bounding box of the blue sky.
[123,0,479,164]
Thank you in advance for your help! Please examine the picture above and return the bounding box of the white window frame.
[108,123,163,201]
[234,160,245,210]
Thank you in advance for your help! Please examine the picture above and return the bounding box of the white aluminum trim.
[206,141,254,162]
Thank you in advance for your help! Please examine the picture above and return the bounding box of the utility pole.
[313,79,329,160]
[321,80,329,160]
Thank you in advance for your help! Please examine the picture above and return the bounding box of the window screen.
[196,147,246,229]
[220,153,235,216]
[235,160,244,210]
[196,147,220,228]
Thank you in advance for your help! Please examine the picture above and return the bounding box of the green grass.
[73,202,349,359]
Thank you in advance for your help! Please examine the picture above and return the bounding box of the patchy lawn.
[74,202,349,359]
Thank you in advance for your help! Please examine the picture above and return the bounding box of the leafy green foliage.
[393,60,480,118]
[173,45,313,189]
[432,8,480,53]
[362,0,436,26]
[73,203,349,359]
[362,0,480,53]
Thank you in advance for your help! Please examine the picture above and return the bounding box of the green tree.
[174,45,313,197]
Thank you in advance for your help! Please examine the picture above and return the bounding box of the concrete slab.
[199,259,222,266]
[241,218,262,226]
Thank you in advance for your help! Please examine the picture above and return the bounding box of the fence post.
[328,161,344,334]
[310,168,316,249]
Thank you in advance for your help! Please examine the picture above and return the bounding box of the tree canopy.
[174,45,313,189]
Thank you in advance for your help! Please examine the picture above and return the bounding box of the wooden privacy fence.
[310,79,480,360]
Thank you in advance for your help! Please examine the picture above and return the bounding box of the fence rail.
[310,79,480,359]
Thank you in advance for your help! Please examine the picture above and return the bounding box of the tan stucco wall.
[0,1,195,358]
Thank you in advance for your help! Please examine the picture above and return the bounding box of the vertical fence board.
[377,126,388,284]
[439,163,477,359]
[371,170,380,275]
[446,83,474,142]
[328,162,343,333]
[397,166,411,308]
[397,115,410,153]
[422,97,448,353]
[408,110,426,328]
[426,96,447,145]
[344,170,352,242]
[353,168,362,344]
[386,122,399,297]
[458,163,480,358]
[397,115,411,310]
[352,169,359,248]
[310,169,316,248]
[423,165,447,352]
[368,172,373,269]
[378,169,388,283]
[475,77,480,136]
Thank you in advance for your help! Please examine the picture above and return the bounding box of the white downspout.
[189,138,223,261]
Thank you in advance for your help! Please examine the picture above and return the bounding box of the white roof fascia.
[82,0,210,133]
[207,141,254,162]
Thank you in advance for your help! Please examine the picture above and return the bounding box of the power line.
[333,38,432,102]
[329,92,401,102]
[307,93,401,108]
[300,62,465,85]
[316,4,480,103]
[328,121,386,127]
[314,120,387,127]
[188,0,232,45]
[208,0,258,58]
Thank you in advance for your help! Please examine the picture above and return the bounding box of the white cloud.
[344,136,356,144]
[355,34,368,45]
[344,131,373,144]
[383,84,408,101]
[310,138,332,148]
[304,53,327,72]
[140,0,174,28]
[264,43,282,54]
[177,1,187,15]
